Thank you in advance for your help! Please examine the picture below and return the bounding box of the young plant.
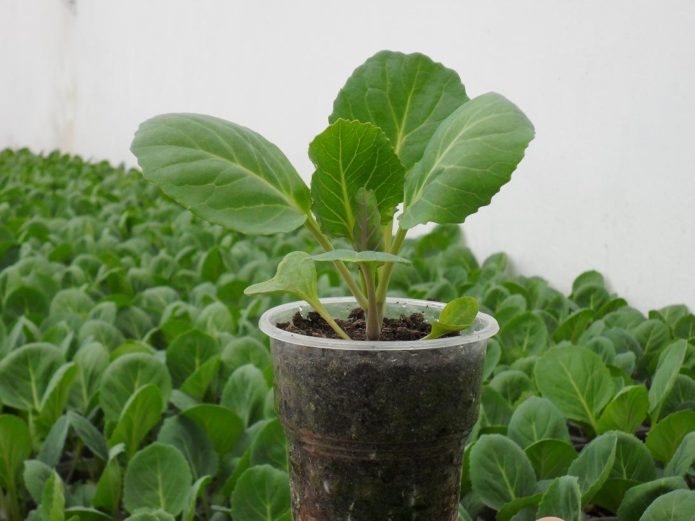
[131,50,535,340]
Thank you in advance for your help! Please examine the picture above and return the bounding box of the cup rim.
[258,296,499,351]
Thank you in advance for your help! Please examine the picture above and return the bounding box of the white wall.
[2,0,694,311]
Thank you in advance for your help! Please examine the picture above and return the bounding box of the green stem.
[375,227,408,322]
[310,299,351,340]
[360,264,380,340]
[304,214,369,309]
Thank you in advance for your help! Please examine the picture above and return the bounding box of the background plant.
[130,50,535,340]
[0,149,694,520]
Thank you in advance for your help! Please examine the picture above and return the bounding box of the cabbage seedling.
[131,50,534,340]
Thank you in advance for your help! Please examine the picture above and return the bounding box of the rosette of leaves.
[132,50,534,340]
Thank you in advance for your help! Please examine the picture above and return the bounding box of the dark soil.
[278,308,457,340]
[271,330,486,520]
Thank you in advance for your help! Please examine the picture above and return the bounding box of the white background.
[1,0,694,311]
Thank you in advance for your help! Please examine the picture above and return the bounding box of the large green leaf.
[108,384,163,457]
[508,397,570,448]
[470,434,537,510]
[99,353,171,422]
[536,476,582,521]
[0,415,32,488]
[230,465,291,521]
[616,477,687,521]
[399,93,534,229]
[331,50,469,168]
[249,419,288,471]
[166,329,219,387]
[0,344,63,410]
[309,119,404,240]
[535,346,614,431]
[664,431,695,477]
[645,410,695,463]
[524,439,577,480]
[649,340,687,422]
[35,362,78,435]
[131,113,310,235]
[157,416,218,480]
[221,364,269,426]
[566,432,618,504]
[123,443,192,515]
[181,404,244,456]
[638,489,695,521]
[41,471,65,521]
[597,385,649,434]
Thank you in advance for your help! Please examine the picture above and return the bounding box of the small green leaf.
[311,249,410,265]
[536,476,582,521]
[41,471,65,521]
[331,51,469,168]
[67,412,109,461]
[166,330,219,387]
[309,119,404,241]
[400,93,534,229]
[132,113,310,235]
[616,476,687,521]
[37,415,70,468]
[649,340,688,422]
[424,296,479,340]
[23,459,53,504]
[70,342,109,414]
[499,312,549,362]
[181,404,244,456]
[508,397,570,448]
[535,346,614,432]
[158,416,218,479]
[35,362,78,435]
[123,510,175,521]
[93,447,124,517]
[0,344,63,411]
[645,410,695,463]
[230,465,291,521]
[638,489,695,521]
[123,443,192,515]
[566,432,618,504]
[180,356,220,400]
[221,364,269,426]
[99,353,172,422]
[220,337,271,378]
[0,415,32,488]
[596,385,649,434]
[664,431,695,477]
[470,434,537,510]
[108,384,163,457]
[183,475,211,521]
[250,419,288,470]
[244,251,319,304]
[524,439,577,480]
[352,188,383,251]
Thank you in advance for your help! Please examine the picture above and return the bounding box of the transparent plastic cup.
[260,297,499,521]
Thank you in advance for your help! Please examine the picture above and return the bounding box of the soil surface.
[278,308,457,340]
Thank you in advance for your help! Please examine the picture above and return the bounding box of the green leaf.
[597,385,649,434]
[508,397,570,448]
[63,507,112,521]
[92,447,124,517]
[99,353,172,422]
[123,443,192,515]
[309,119,404,240]
[480,386,512,427]
[0,415,32,488]
[311,249,410,265]
[3,286,50,324]
[108,384,163,457]
[425,296,479,340]
[23,459,53,504]
[572,270,605,293]
[497,494,543,521]
[399,93,534,229]
[181,404,244,456]
[470,434,537,510]
[674,314,695,340]
[67,412,109,461]
[553,309,595,343]
[664,431,695,477]
[123,510,175,521]
[638,489,695,521]
[180,355,220,400]
[535,346,614,432]
[250,418,288,470]
[166,330,219,387]
[634,319,672,372]
[230,465,291,521]
[499,312,549,362]
[221,364,269,426]
[352,188,383,251]
[566,432,618,504]
[0,344,63,410]
[220,337,271,378]
[35,362,78,435]
[157,416,218,479]
[183,475,211,521]
[70,342,109,414]
[131,113,310,235]
[489,370,534,404]
[244,251,319,304]
[617,477,687,521]
[41,471,65,521]
[331,50,469,168]
[524,439,577,480]
[645,410,695,463]
[37,415,70,468]
[649,340,688,422]
[536,476,582,521]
